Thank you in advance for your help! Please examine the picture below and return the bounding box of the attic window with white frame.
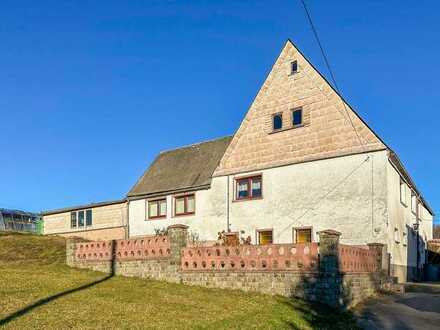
[290,60,298,75]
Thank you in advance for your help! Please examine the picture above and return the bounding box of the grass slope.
[0,232,358,329]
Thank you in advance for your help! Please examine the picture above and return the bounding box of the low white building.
[125,39,434,283]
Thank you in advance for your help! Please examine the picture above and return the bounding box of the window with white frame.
[394,227,400,243]
[70,209,92,228]
[411,192,417,214]
[402,231,407,247]
[400,178,407,206]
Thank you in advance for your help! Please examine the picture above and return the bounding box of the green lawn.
[0,232,358,329]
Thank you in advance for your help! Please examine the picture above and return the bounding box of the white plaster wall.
[226,151,389,245]
[386,160,434,281]
[128,177,228,240]
[129,150,389,247]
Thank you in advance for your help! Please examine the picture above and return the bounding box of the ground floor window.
[257,229,273,245]
[294,227,312,243]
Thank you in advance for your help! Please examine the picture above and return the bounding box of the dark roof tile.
[127,136,232,198]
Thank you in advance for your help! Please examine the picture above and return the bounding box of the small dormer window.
[290,61,298,75]
[273,113,283,131]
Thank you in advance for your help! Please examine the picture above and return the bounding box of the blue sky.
[1,1,438,222]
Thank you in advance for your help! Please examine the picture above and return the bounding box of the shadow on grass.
[278,298,359,330]
[0,240,117,327]
[0,274,113,326]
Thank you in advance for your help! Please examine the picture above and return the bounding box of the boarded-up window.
[295,228,312,243]
[258,230,273,245]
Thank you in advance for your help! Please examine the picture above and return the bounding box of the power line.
[275,155,370,240]
[299,0,366,150]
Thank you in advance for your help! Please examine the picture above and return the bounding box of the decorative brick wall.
[66,226,394,308]
[181,243,319,272]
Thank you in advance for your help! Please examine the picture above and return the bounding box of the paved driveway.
[355,285,440,330]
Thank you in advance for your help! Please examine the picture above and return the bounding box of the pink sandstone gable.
[214,40,386,176]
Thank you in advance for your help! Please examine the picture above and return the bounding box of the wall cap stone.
[167,224,189,230]
[317,229,342,236]
[367,243,385,247]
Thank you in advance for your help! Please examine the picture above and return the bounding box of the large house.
[44,40,434,282]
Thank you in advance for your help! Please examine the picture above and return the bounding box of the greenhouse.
[0,208,43,234]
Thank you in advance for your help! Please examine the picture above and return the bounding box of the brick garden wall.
[66,225,393,308]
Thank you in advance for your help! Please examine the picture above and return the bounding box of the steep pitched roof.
[127,136,232,198]
[214,39,386,177]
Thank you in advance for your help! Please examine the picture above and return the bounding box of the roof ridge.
[159,135,233,155]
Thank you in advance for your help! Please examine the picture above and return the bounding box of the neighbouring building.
[42,199,128,241]
[0,208,43,234]
[126,40,434,282]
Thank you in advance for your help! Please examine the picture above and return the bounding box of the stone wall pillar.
[167,224,188,265]
[318,229,341,274]
[368,243,389,275]
[66,237,87,267]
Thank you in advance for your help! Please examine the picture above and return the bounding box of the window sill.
[269,124,305,135]
[400,202,407,208]
[233,197,263,203]
[174,212,195,218]
[146,216,167,221]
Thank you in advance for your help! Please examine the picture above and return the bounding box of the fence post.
[318,230,341,274]
[66,237,86,267]
[167,224,189,265]
[367,243,388,274]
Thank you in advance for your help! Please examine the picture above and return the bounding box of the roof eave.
[42,199,127,216]
[127,183,211,201]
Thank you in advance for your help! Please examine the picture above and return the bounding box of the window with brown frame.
[174,194,195,216]
[236,175,262,200]
[257,229,273,245]
[294,228,312,243]
[148,199,167,219]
